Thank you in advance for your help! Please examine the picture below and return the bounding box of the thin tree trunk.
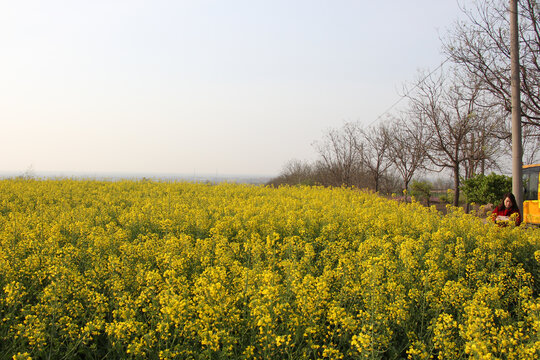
[403,179,409,203]
[453,165,460,207]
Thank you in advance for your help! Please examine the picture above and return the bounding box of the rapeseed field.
[0,179,538,359]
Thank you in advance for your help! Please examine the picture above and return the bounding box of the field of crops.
[0,179,538,359]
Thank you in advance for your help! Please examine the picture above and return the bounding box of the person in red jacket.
[492,192,522,226]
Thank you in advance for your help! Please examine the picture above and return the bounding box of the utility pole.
[510,0,523,212]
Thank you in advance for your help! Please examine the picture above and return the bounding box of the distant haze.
[0,170,271,185]
[1,0,472,177]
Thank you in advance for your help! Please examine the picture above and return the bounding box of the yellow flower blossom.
[0,179,538,359]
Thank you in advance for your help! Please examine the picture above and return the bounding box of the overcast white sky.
[1,0,471,177]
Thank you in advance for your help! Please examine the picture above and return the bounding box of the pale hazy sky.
[1,0,470,176]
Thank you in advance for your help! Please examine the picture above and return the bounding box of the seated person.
[491,192,522,226]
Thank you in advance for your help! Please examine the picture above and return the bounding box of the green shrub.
[439,189,454,204]
[410,180,433,205]
[460,173,512,205]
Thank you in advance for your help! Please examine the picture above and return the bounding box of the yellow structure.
[523,164,540,224]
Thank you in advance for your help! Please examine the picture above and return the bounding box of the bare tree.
[461,96,506,178]
[357,122,393,192]
[407,69,489,206]
[267,159,315,186]
[386,116,428,200]
[313,123,363,187]
[443,0,540,126]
